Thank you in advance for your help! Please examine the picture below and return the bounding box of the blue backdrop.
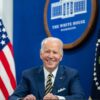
[13,0,100,99]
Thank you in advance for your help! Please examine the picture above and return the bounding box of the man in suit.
[9,37,86,100]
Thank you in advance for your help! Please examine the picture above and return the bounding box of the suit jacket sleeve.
[8,70,36,100]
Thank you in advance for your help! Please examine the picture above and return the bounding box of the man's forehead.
[43,45,60,51]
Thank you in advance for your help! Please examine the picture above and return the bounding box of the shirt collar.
[43,66,58,80]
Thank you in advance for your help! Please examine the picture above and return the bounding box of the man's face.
[40,40,63,72]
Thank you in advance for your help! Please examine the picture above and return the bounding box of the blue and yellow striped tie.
[45,73,53,95]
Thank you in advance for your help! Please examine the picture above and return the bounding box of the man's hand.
[23,94,36,100]
[43,93,59,100]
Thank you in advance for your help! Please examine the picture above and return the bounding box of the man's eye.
[45,51,50,53]
[53,51,57,54]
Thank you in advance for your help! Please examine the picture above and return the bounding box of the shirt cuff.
[56,95,66,100]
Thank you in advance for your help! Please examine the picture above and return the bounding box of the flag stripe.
[8,41,14,56]
[0,77,9,100]
[3,42,16,79]
[0,61,14,94]
[0,48,16,90]
[0,90,5,100]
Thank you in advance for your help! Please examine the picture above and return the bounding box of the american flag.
[0,18,16,100]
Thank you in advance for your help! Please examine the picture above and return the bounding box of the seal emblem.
[44,0,97,49]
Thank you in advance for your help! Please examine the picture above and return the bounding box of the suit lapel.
[52,65,65,95]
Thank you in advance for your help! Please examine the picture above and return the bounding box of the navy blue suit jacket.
[9,65,86,100]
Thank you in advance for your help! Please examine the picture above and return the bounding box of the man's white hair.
[40,37,63,55]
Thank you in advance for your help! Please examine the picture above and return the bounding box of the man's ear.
[60,57,62,61]
[40,52,43,60]
[60,55,63,61]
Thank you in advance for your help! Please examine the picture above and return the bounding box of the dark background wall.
[13,0,100,99]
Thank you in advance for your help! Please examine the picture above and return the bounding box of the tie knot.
[48,73,53,78]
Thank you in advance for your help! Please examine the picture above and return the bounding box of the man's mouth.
[46,58,55,65]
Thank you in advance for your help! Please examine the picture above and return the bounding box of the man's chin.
[46,65,57,70]
[46,64,55,68]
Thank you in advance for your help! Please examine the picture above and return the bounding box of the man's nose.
[48,52,54,58]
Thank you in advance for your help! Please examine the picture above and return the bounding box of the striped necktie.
[45,73,53,95]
